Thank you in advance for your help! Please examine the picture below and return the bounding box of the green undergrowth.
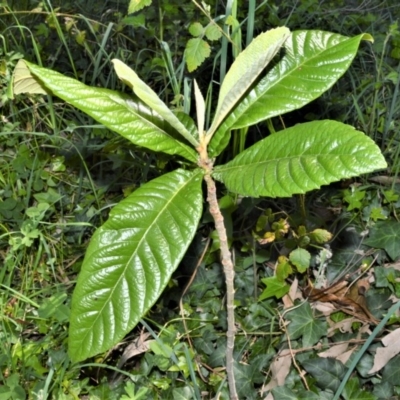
[2,0,400,399]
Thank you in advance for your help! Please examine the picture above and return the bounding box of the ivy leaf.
[259,276,290,300]
[286,302,327,347]
[271,387,321,400]
[369,207,387,221]
[382,356,400,385]
[364,221,400,260]
[172,388,195,400]
[373,381,394,399]
[343,188,365,210]
[234,355,270,398]
[185,38,211,72]
[213,120,387,198]
[68,169,203,361]
[302,358,347,392]
[343,377,377,400]
[128,0,152,14]
[289,248,310,273]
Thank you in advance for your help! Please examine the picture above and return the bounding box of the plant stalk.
[203,169,238,399]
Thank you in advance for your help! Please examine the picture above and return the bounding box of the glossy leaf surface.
[209,31,372,157]
[206,27,290,138]
[213,120,387,198]
[68,169,203,361]
[17,61,198,163]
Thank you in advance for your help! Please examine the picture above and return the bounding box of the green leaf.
[276,258,293,280]
[38,293,68,319]
[172,387,194,400]
[343,188,365,210]
[343,377,377,400]
[259,276,290,300]
[234,355,269,398]
[128,0,152,14]
[302,358,346,392]
[373,381,393,399]
[289,248,310,273]
[369,207,387,221]
[13,59,49,95]
[18,61,197,162]
[382,356,400,385]
[309,229,333,244]
[286,301,327,347]
[271,387,298,400]
[112,59,198,147]
[271,387,321,400]
[68,169,204,361]
[185,38,211,72]
[189,22,204,37]
[175,111,199,142]
[364,220,400,260]
[209,31,372,157]
[374,266,393,288]
[213,120,387,198]
[207,27,290,138]
[194,80,205,137]
[205,24,222,41]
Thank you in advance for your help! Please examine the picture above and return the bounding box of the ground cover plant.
[3,0,400,399]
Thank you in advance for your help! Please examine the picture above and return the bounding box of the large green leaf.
[112,59,198,147]
[206,27,290,138]
[14,60,198,163]
[68,168,203,361]
[209,31,372,157]
[212,120,387,198]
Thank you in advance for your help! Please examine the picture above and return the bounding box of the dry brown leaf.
[369,327,400,374]
[263,393,274,400]
[327,317,355,336]
[337,348,357,365]
[368,175,400,185]
[312,301,336,316]
[282,278,300,309]
[318,343,349,359]
[117,331,153,369]
[304,278,378,325]
[261,349,292,393]
[318,342,357,365]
